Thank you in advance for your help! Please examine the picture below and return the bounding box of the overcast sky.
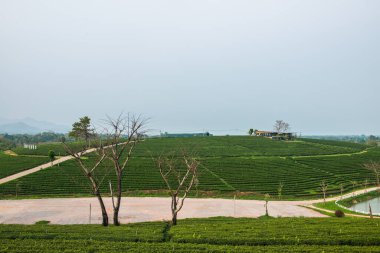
[0,0,379,135]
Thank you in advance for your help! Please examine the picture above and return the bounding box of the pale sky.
[0,0,379,135]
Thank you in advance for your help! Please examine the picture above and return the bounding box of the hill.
[0,136,378,199]
[0,118,69,134]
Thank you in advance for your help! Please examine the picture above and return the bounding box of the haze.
[1,0,379,135]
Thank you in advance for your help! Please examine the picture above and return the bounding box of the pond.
[349,197,380,214]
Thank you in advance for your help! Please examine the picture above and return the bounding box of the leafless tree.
[363,179,369,193]
[273,120,290,134]
[350,180,357,197]
[363,161,380,188]
[340,183,344,200]
[155,151,200,225]
[103,114,147,226]
[320,180,328,204]
[277,182,284,200]
[62,140,109,226]
[264,193,270,216]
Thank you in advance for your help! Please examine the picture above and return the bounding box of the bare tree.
[363,179,369,193]
[103,114,147,226]
[363,161,380,187]
[273,120,290,134]
[62,139,109,226]
[264,193,270,216]
[340,183,344,200]
[155,151,200,225]
[350,180,357,197]
[277,182,284,200]
[320,180,328,204]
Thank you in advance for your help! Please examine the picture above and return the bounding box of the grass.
[313,201,361,216]
[1,136,379,200]
[1,217,380,252]
[338,190,380,207]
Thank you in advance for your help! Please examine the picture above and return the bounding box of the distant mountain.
[21,118,70,133]
[0,122,41,134]
[0,118,70,134]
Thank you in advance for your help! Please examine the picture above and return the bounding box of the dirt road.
[0,197,327,224]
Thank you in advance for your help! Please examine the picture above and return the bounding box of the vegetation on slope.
[0,154,48,179]
[0,137,378,199]
[1,217,380,252]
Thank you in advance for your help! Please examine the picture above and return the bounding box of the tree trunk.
[171,195,177,225]
[172,211,177,225]
[113,207,120,226]
[113,172,122,226]
[95,190,108,226]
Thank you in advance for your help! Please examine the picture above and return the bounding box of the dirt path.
[299,186,380,204]
[0,148,96,185]
[0,197,327,225]
[2,187,378,224]
[305,205,380,219]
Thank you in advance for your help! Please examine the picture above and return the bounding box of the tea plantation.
[1,217,380,252]
[0,136,379,199]
[0,154,48,179]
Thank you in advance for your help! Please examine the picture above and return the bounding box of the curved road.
[0,151,379,224]
[0,197,325,224]
[1,187,379,225]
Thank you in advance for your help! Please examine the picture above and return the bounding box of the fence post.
[89,203,92,224]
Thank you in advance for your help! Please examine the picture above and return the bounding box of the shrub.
[335,210,345,218]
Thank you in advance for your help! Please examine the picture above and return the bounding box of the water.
[349,197,380,214]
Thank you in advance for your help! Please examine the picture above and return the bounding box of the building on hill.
[255,130,293,140]
[160,132,212,138]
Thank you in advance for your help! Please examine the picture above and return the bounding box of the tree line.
[0,132,66,151]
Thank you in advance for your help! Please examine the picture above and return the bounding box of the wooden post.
[89,203,92,224]
[233,195,236,217]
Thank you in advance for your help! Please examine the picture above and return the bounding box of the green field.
[10,136,367,157]
[0,136,378,199]
[1,217,380,252]
[12,141,89,156]
[0,154,48,179]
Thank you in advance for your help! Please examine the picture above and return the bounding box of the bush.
[335,210,345,218]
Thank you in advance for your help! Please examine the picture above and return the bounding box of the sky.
[0,0,379,135]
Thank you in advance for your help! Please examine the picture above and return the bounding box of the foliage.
[0,132,66,148]
[68,116,95,142]
[1,137,379,199]
[170,217,380,246]
[0,136,15,151]
[1,218,380,252]
[48,150,55,162]
[335,210,345,217]
[0,154,48,179]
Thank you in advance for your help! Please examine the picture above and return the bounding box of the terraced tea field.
[1,217,380,252]
[0,154,48,179]
[0,137,378,199]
